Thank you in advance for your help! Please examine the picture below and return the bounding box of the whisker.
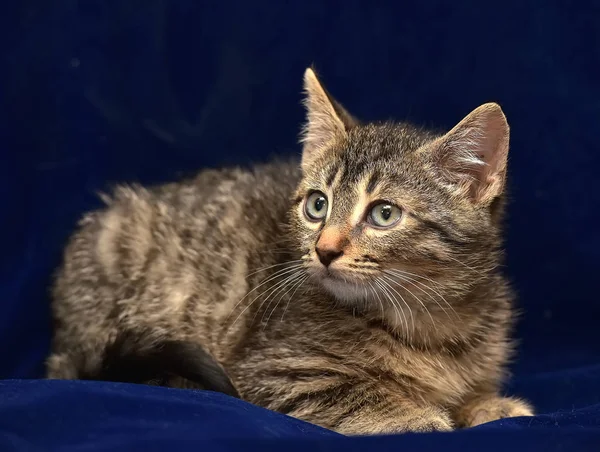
[375,278,411,340]
[231,270,302,330]
[260,271,305,327]
[281,278,309,322]
[373,279,400,328]
[264,273,308,328]
[444,255,496,275]
[281,274,314,322]
[226,265,304,325]
[382,274,435,328]
[256,270,304,324]
[384,269,459,320]
[386,268,443,288]
[227,264,303,318]
[379,277,415,333]
[246,260,303,277]
[368,281,385,319]
[386,270,455,320]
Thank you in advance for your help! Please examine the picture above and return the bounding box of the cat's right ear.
[300,68,357,169]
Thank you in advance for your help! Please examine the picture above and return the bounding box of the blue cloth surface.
[2,0,600,451]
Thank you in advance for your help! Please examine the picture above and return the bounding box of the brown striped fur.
[47,68,532,434]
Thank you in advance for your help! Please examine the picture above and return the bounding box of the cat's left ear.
[429,103,509,206]
[300,68,357,169]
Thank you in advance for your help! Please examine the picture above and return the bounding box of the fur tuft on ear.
[300,68,356,169]
[430,103,510,205]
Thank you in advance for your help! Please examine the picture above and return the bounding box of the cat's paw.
[463,396,533,427]
[338,405,454,435]
[407,406,454,432]
[46,353,79,379]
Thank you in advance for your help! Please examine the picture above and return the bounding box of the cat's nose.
[316,247,343,267]
[316,227,348,267]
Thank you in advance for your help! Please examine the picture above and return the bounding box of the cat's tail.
[81,331,240,398]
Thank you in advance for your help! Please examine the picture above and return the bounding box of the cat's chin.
[320,275,368,304]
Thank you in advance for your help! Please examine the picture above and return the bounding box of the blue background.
[1,1,599,450]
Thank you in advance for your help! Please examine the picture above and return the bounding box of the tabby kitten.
[47,68,533,434]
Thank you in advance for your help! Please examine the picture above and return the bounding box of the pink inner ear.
[435,104,509,204]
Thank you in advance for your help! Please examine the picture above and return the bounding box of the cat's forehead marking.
[350,175,371,226]
[366,170,381,194]
[325,162,341,187]
[320,164,342,223]
[329,164,344,189]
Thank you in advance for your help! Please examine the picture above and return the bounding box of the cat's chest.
[279,295,500,405]
[374,338,500,405]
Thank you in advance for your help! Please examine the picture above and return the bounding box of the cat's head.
[290,68,510,318]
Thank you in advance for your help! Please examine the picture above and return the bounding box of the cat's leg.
[333,402,453,435]
[45,335,109,380]
[454,394,534,427]
[46,347,104,380]
[46,352,80,379]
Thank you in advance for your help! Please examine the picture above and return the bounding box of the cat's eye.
[368,203,402,228]
[304,191,328,221]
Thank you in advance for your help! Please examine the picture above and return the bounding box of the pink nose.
[315,227,347,267]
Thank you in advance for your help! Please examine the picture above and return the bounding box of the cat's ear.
[300,68,357,169]
[430,103,509,206]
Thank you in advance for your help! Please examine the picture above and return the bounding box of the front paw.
[336,405,454,435]
[407,406,454,432]
[464,396,533,427]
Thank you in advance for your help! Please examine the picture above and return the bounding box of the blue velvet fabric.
[2,1,600,450]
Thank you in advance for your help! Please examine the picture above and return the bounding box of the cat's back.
[52,158,301,352]
[65,158,299,271]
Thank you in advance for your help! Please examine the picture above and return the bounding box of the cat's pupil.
[380,205,392,220]
[314,197,325,211]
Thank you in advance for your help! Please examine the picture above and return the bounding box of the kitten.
[47,68,533,434]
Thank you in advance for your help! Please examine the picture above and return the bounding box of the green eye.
[368,203,402,228]
[304,191,328,221]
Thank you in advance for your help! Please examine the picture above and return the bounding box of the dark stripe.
[366,171,380,194]
[362,255,379,263]
[261,368,344,381]
[327,384,372,426]
[328,382,401,428]
[366,318,409,343]
[326,164,340,187]
[365,317,478,358]
[340,161,362,185]
[181,293,198,335]
[413,215,471,248]
[276,381,355,415]
[440,335,482,357]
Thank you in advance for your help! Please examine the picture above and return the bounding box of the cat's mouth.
[316,264,373,281]
[313,264,345,280]
[308,266,375,303]
[319,274,368,303]
[305,257,377,301]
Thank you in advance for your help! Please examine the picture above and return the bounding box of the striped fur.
[47,68,532,434]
